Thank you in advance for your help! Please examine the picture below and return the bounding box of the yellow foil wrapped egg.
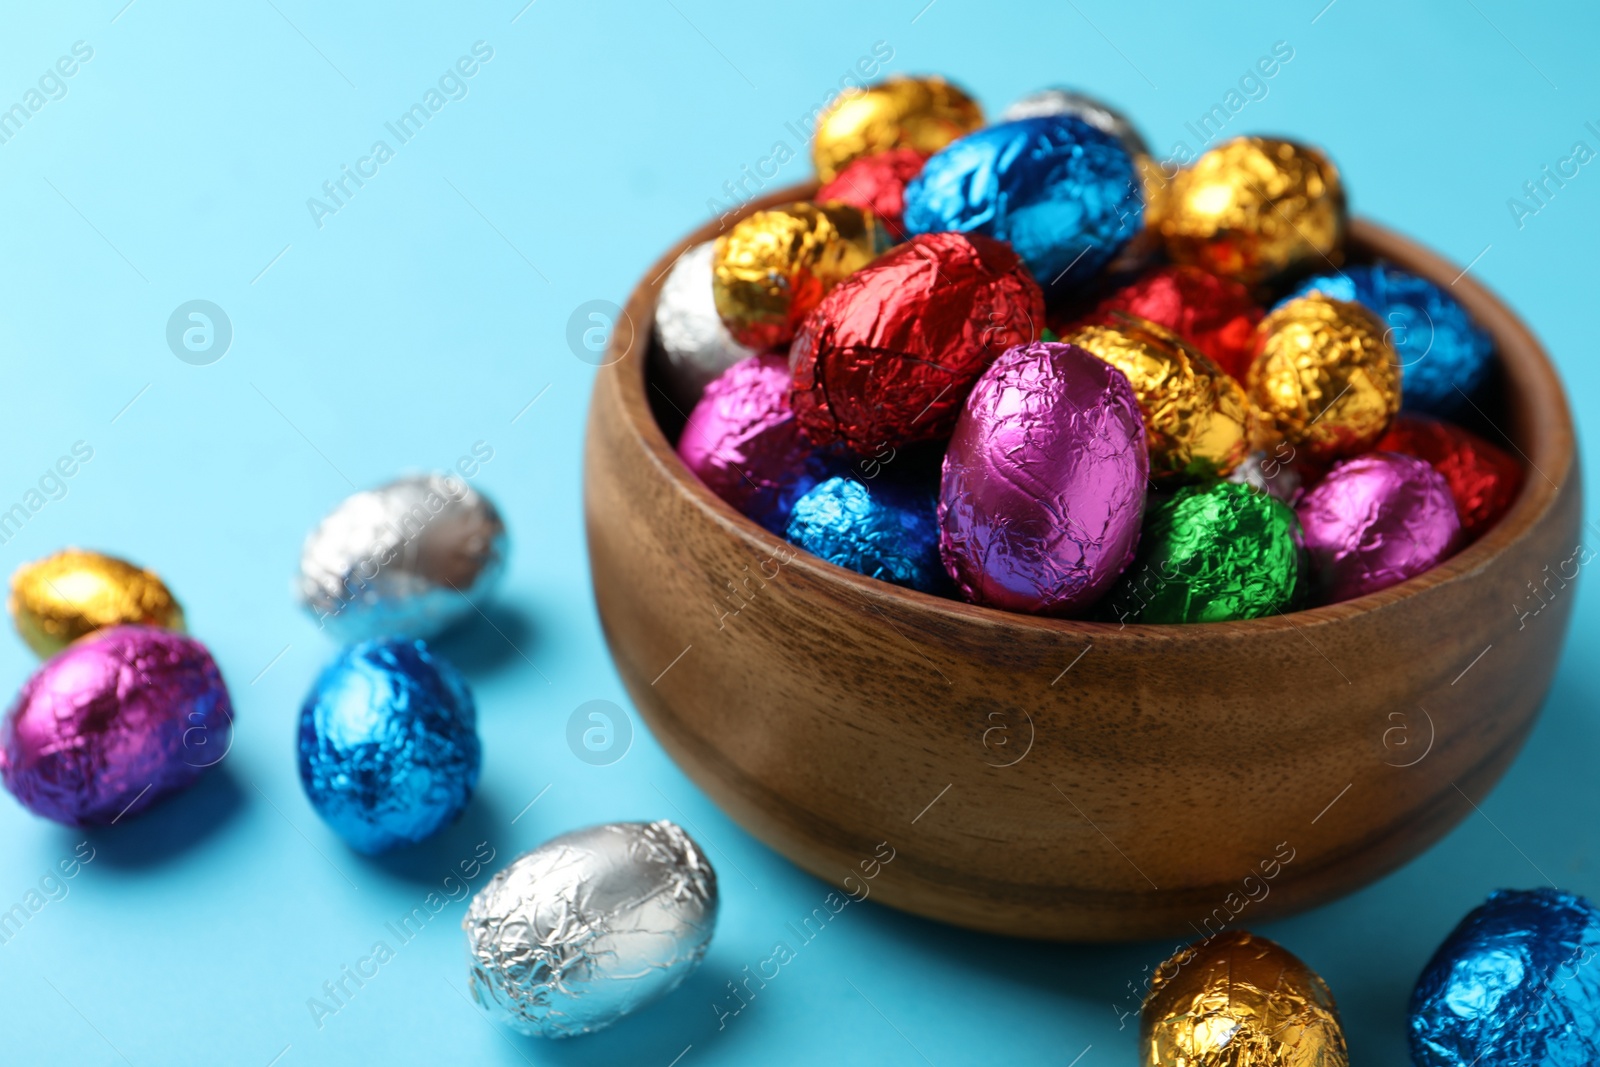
[1249,294,1400,463]
[10,549,185,657]
[712,201,885,351]
[1141,930,1349,1067]
[811,75,984,182]
[1067,313,1253,481]
[1159,137,1346,288]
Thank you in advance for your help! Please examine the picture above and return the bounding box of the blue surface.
[0,1,1596,1064]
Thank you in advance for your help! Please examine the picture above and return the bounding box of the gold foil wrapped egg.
[1249,294,1400,463]
[10,549,185,657]
[812,75,984,182]
[1067,313,1253,481]
[1159,137,1346,288]
[712,201,885,350]
[1141,930,1349,1067]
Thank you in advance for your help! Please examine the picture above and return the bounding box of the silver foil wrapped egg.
[999,86,1150,157]
[464,820,719,1038]
[655,241,757,409]
[297,473,507,642]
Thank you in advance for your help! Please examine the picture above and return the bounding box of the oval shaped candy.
[1377,414,1522,540]
[1091,264,1263,383]
[785,475,945,594]
[465,820,718,1038]
[10,548,185,657]
[297,637,480,854]
[654,240,757,409]
[999,86,1149,156]
[811,75,983,182]
[815,146,928,243]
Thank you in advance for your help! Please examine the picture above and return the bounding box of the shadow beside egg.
[69,762,245,870]
[431,600,540,679]
[351,788,508,888]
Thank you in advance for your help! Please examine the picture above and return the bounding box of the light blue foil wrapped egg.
[297,638,480,854]
[785,475,945,594]
[902,114,1143,293]
[1284,262,1493,416]
[1410,888,1600,1067]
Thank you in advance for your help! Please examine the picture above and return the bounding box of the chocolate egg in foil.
[999,86,1150,157]
[1092,264,1263,383]
[1226,448,1314,505]
[1249,294,1401,464]
[1067,314,1253,482]
[297,637,480,854]
[1296,451,1461,602]
[811,75,983,182]
[711,201,885,351]
[1142,930,1349,1067]
[1160,136,1346,288]
[1377,414,1523,540]
[0,626,232,825]
[464,820,718,1039]
[815,146,928,242]
[297,473,507,643]
[678,353,839,533]
[939,341,1147,615]
[1410,888,1600,1067]
[1285,262,1494,416]
[790,232,1043,453]
[903,114,1144,294]
[785,475,945,594]
[654,240,757,408]
[10,548,185,657]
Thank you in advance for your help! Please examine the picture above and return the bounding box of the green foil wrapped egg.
[1103,482,1303,624]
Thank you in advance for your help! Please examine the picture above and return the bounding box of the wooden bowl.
[584,186,1581,941]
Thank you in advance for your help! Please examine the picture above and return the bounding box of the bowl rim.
[600,182,1576,637]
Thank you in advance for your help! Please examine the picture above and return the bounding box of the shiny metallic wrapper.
[1141,930,1349,1067]
[297,473,507,643]
[815,146,928,242]
[464,820,719,1039]
[1225,449,1311,505]
[1092,264,1263,383]
[655,241,757,409]
[0,626,232,825]
[1411,888,1600,1067]
[812,75,983,182]
[10,548,185,657]
[999,86,1150,157]
[1377,414,1522,540]
[785,474,945,594]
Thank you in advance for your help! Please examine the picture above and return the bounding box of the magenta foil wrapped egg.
[939,341,1148,614]
[0,626,233,825]
[1296,451,1462,603]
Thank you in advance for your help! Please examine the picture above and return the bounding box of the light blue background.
[0,1,1595,1063]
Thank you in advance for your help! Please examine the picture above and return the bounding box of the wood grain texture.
[583,185,1581,941]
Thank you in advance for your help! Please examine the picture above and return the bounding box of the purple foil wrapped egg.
[939,341,1148,614]
[1296,451,1462,603]
[677,353,835,533]
[0,625,233,825]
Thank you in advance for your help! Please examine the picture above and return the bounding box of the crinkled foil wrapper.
[711,201,885,351]
[811,75,983,182]
[1160,136,1346,288]
[939,341,1147,615]
[1248,294,1400,464]
[1068,314,1253,482]
[1142,930,1349,1067]
[789,232,1044,453]
[10,548,185,657]
[1296,451,1461,602]
[654,240,756,409]
[785,474,945,594]
[0,626,232,825]
[1377,414,1522,540]
[1226,449,1311,506]
[904,114,1143,293]
[1093,264,1263,383]
[815,146,928,242]
[297,473,507,643]
[1411,888,1600,1067]
[678,353,837,533]
[296,637,479,854]
[999,86,1150,157]
[464,820,719,1039]
[1101,482,1303,624]
[1285,262,1493,417]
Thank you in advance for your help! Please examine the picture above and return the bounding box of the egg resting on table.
[810,74,983,182]
[9,548,185,657]
[654,240,757,409]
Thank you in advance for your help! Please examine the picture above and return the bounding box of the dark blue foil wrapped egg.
[785,475,945,594]
[1284,263,1493,416]
[1410,888,1600,1067]
[902,114,1143,294]
[297,638,481,854]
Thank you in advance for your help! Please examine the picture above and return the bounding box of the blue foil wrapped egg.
[297,638,481,854]
[902,114,1143,294]
[1284,262,1493,416]
[785,475,945,594]
[1411,888,1600,1067]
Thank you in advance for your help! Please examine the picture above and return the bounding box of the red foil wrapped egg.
[1376,414,1523,540]
[815,147,929,243]
[1091,265,1263,382]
